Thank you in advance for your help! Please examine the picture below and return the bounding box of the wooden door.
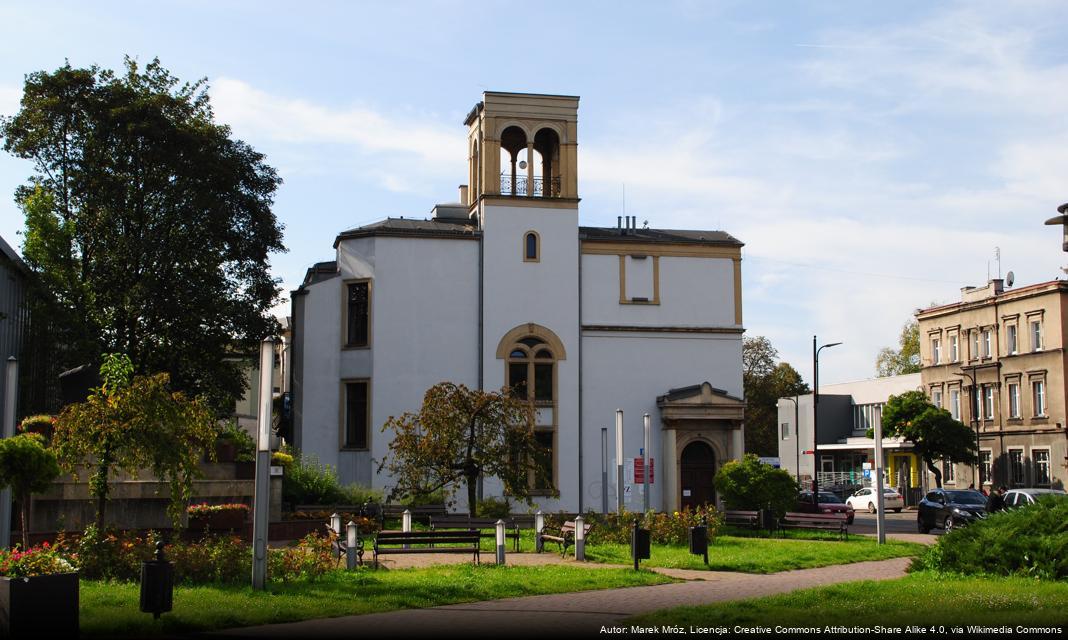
[680,441,717,510]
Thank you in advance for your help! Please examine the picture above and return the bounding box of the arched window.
[524,231,539,262]
[506,337,554,402]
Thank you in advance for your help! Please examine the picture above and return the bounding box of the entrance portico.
[657,382,745,512]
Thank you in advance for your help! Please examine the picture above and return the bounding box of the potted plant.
[187,503,250,531]
[214,422,256,477]
[16,415,55,443]
[0,433,61,550]
[0,542,78,636]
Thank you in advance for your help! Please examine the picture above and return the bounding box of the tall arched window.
[502,332,559,492]
[524,231,539,262]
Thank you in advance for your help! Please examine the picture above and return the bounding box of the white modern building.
[777,373,925,503]
[290,92,745,513]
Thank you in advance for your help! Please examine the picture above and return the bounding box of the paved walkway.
[210,557,912,638]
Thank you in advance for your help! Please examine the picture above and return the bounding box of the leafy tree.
[0,433,61,548]
[51,354,218,528]
[742,336,810,456]
[0,58,285,413]
[714,454,798,517]
[876,319,921,377]
[881,390,977,488]
[378,382,555,516]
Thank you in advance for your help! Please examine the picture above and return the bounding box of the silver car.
[1001,488,1067,508]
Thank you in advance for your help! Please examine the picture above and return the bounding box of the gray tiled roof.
[334,217,479,247]
[579,226,743,247]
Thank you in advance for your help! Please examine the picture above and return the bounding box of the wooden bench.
[539,520,593,557]
[372,530,480,568]
[379,504,448,528]
[722,510,760,529]
[430,515,522,552]
[779,512,849,540]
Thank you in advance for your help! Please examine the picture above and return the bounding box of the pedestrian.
[989,486,1007,512]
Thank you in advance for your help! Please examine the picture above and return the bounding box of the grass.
[80,563,673,638]
[628,572,1068,627]
[585,535,922,573]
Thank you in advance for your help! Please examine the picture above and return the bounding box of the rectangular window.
[533,363,554,402]
[343,381,369,450]
[1007,324,1017,354]
[346,282,370,347]
[1009,449,1025,486]
[983,385,994,419]
[932,389,943,409]
[950,334,959,362]
[1008,383,1020,418]
[1033,380,1046,416]
[932,338,941,364]
[945,464,957,484]
[1031,320,1042,352]
[508,363,528,398]
[971,331,980,360]
[950,389,961,420]
[982,330,991,358]
[781,422,790,439]
[1034,450,1051,486]
[980,450,992,485]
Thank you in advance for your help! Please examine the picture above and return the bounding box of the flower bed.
[0,543,79,636]
[187,503,250,531]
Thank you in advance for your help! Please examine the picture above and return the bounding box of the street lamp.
[782,395,800,485]
[812,337,842,507]
[251,338,274,590]
[953,369,982,486]
[1043,203,1068,252]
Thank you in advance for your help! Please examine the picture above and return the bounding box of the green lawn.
[585,535,922,573]
[628,572,1068,627]
[80,563,673,638]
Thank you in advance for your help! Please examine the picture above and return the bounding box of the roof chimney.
[458,185,469,206]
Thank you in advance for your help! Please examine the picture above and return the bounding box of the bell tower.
[464,92,579,205]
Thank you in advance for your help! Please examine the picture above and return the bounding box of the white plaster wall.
[581,332,743,512]
[582,254,737,327]
[295,274,343,473]
[480,203,580,512]
[369,236,481,493]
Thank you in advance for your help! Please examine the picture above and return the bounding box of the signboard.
[802,450,815,455]
[634,458,655,483]
[863,469,872,479]
[862,462,873,470]
[758,457,780,468]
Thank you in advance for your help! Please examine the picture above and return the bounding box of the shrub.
[338,484,384,506]
[915,496,1068,580]
[167,535,250,584]
[217,421,256,463]
[187,503,250,518]
[268,531,337,582]
[401,488,446,506]
[476,497,512,518]
[0,542,76,577]
[547,507,722,546]
[282,454,345,505]
[714,454,798,517]
[271,451,294,467]
[17,415,55,440]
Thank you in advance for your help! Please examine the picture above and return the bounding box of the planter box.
[189,510,248,532]
[0,572,79,637]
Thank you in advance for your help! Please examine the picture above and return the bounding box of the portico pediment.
[656,381,744,429]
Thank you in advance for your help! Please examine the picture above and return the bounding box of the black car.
[917,488,988,533]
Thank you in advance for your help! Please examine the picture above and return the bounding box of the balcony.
[500,173,562,198]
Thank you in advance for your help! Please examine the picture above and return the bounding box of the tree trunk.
[93,459,110,530]
[18,492,29,550]
[924,457,942,489]
[467,472,478,518]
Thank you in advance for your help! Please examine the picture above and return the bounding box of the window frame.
[1006,323,1018,355]
[982,329,991,358]
[1030,319,1043,352]
[942,459,956,485]
[931,337,941,364]
[949,387,961,421]
[523,230,540,263]
[342,278,372,349]
[979,449,992,486]
[503,334,559,495]
[1007,382,1020,418]
[339,378,371,451]
[1032,379,1047,417]
[982,384,994,419]
[949,333,959,362]
[1007,447,1026,487]
[1032,448,1052,487]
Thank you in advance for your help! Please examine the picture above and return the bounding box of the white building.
[290,92,745,513]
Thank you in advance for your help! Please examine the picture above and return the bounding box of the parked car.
[797,491,855,524]
[846,487,904,513]
[1000,488,1068,509]
[917,488,988,533]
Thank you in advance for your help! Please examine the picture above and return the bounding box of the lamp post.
[615,409,624,513]
[601,428,608,514]
[953,369,982,486]
[251,338,274,590]
[1043,203,1068,252]
[812,337,842,508]
[642,413,651,514]
[782,395,800,485]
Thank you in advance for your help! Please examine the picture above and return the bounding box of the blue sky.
[2,1,1067,384]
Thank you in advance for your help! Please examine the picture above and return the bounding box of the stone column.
[732,424,745,462]
[526,142,535,195]
[662,428,678,512]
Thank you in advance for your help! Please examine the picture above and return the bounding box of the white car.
[846,487,904,513]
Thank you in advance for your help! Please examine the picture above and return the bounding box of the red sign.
[802,450,815,455]
[634,458,655,483]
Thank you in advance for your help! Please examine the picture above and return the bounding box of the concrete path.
[209,557,912,638]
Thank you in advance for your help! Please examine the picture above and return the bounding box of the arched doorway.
[680,441,717,510]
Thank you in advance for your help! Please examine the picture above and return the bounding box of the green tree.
[378,382,555,516]
[0,58,285,413]
[714,454,798,517]
[0,433,61,548]
[51,354,218,528]
[876,319,921,377]
[743,336,810,456]
[881,390,977,488]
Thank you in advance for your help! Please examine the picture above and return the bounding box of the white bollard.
[575,515,585,562]
[495,519,506,565]
[346,521,358,570]
[535,510,544,553]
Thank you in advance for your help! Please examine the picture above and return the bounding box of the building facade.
[917,279,1068,491]
[777,374,924,501]
[290,92,745,513]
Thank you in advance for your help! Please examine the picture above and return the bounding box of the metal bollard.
[534,510,544,553]
[495,519,506,565]
[574,515,585,562]
[346,521,358,570]
[402,509,412,549]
